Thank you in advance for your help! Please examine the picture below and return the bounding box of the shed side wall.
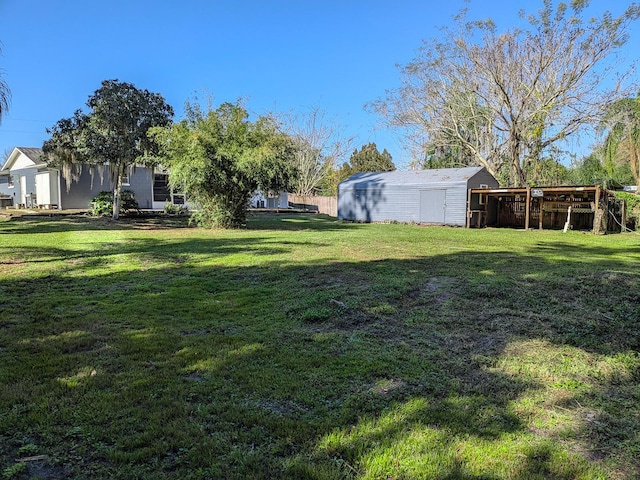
[468,170,500,189]
[444,186,468,226]
[338,168,500,224]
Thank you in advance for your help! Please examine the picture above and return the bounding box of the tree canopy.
[373,1,640,187]
[149,100,297,228]
[43,79,174,218]
[599,92,640,187]
[343,143,394,174]
[334,143,395,190]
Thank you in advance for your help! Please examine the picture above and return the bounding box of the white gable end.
[12,152,38,170]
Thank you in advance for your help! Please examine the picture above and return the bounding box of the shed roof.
[340,166,488,189]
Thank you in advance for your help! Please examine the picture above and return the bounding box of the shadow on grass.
[247,213,363,232]
[0,238,335,269]
[0,212,355,235]
[0,220,638,478]
[0,214,196,235]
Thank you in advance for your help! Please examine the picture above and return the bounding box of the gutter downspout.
[57,170,63,210]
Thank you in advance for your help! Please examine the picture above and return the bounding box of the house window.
[153,174,171,202]
[121,169,130,186]
[8,175,14,188]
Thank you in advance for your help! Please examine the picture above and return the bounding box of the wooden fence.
[288,194,337,217]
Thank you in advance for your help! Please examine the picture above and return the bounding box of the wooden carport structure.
[466,186,612,231]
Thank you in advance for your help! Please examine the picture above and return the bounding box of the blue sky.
[0,0,638,169]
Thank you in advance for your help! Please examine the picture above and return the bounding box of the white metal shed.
[338,167,499,225]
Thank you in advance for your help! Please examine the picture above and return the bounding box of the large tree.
[345,143,395,173]
[43,79,174,219]
[149,100,297,228]
[335,143,395,191]
[373,1,640,186]
[0,46,10,124]
[282,107,353,197]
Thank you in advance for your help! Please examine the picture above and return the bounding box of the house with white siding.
[0,147,183,210]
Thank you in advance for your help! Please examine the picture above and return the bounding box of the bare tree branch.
[372,1,640,186]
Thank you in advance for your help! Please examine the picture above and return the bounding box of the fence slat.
[288,195,337,217]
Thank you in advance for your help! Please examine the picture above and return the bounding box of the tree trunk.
[112,163,123,220]
[509,134,525,187]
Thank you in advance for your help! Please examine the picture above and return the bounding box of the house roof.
[1,147,45,171]
[339,166,488,189]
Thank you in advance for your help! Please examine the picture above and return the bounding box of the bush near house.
[90,190,139,217]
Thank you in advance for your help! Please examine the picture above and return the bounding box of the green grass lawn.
[0,213,638,479]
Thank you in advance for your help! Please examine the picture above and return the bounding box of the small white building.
[250,191,289,209]
[338,167,499,226]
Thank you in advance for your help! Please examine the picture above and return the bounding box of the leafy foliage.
[163,201,188,215]
[150,100,296,228]
[520,157,572,187]
[342,143,394,175]
[599,92,640,187]
[327,143,396,194]
[90,190,139,217]
[614,191,640,230]
[43,79,174,219]
[570,152,634,189]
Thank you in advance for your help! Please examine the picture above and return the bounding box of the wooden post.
[539,198,544,230]
[594,186,601,232]
[466,188,472,228]
[525,187,531,230]
[483,194,488,227]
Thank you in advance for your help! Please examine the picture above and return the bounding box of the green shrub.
[2,462,27,479]
[90,190,140,217]
[163,201,189,215]
[614,191,640,230]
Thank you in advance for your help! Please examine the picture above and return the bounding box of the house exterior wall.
[2,148,165,210]
[58,165,155,209]
[59,166,108,209]
[0,173,14,197]
[10,167,41,205]
[127,168,153,209]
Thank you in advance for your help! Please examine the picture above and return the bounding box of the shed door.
[420,189,446,223]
